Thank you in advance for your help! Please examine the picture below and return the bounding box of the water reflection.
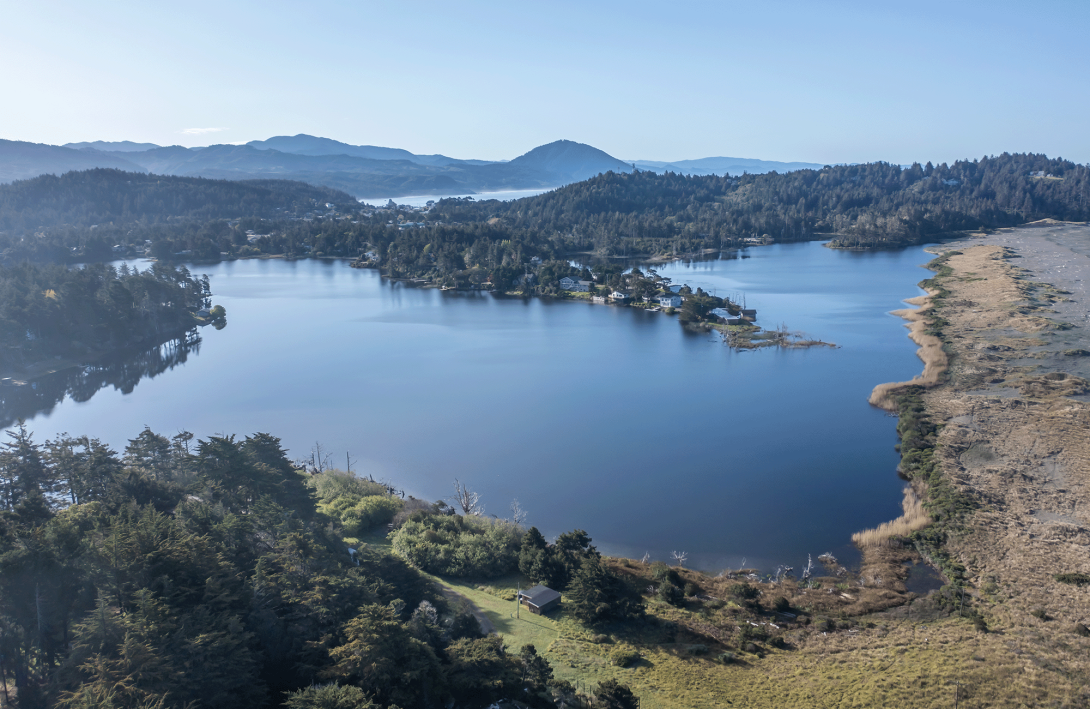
[0,330,203,429]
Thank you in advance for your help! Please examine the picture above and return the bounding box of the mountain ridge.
[3,134,826,198]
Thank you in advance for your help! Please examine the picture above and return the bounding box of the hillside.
[0,139,146,183]
[0,168,358,232]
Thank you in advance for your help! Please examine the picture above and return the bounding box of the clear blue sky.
[3,0,1088,164]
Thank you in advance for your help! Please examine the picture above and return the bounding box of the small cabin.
[658,294,682,308]
[519,585,561,615]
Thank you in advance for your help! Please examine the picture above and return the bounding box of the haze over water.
[11,242,931,571]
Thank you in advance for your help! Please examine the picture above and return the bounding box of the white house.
[560,277,592,292]
[610,290,631,302]
[658,294,682,308]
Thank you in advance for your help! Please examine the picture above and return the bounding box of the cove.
[6,241,932,572]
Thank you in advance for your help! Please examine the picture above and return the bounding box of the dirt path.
[435,581,497,634]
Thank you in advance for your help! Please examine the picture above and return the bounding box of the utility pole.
[954,681,961,709]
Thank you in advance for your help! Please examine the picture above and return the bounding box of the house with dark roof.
[518,585,561,615]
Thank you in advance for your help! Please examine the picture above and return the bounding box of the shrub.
[566,557,645,625]
[657,582,685,607]
[1030,608,1051,621]
[390,514,524,578]
[685,644,708,656]
[771,596,792,613]
[1054,572,1090,587]
[716,651,737,664]
[320,494,403,536]
[1074,623,1090,637]
[610,646,640,667]
[683,582,699,597]
[591,634,611,644]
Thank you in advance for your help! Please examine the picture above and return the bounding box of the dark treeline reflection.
[0,329,202,428]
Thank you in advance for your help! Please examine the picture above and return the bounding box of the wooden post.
[954,681,960,709]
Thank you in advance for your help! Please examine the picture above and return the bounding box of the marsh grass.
[852,486,931,547]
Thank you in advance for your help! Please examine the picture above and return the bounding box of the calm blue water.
[8,242,931,572]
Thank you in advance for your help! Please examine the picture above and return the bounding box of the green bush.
[657,582,685,607]
[609,646,640,667]
[685,644,708,656]
[320,494,403,536]
[391,513,523,578]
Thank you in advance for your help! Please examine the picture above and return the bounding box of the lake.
[4,241,932,572]
[362,187,556,208]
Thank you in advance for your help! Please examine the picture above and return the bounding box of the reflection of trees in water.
[0,330,202,428]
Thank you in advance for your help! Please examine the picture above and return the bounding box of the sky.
[2,0,1088,165]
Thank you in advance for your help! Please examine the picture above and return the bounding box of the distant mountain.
[3,135,821,198]
[510,140,633,183]
[630,156,825,176]
[0,140,147,184]
[248,134,419,162]
[64,140,163,153]
[246,134,482,168]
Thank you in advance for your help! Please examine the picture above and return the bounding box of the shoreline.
[867,288,948,410]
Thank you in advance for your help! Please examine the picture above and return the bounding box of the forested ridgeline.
[427,152,1090,248]
[0,425,641,709]
[0,262,210,372]
[5,153,1087,281]
[0,169,358,234]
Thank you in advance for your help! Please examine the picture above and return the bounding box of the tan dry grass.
[852,485,931,547]
[869,292,948,410]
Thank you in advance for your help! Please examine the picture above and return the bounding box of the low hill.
[0,139,146,183]
[0,168,358,232]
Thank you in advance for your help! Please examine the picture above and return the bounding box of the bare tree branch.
[449,479,484,516]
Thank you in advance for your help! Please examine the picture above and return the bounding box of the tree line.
[0,423,641,709]
[0,262,210,372]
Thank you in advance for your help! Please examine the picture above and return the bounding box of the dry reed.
[852,486,931,547]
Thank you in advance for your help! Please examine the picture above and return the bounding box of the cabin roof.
[520,585,561,606]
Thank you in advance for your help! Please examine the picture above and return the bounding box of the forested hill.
[431,152,1090,247]
[0,169,359,233]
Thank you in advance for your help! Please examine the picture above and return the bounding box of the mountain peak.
[510,140,632,181]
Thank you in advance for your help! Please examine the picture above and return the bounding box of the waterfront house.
[658,294,682,308]
[560,277,592,292]
[610,290,632,302]
[740,308,757,320]
[519,585,561,615]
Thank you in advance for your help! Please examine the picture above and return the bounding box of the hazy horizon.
[3,0,1087,166]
